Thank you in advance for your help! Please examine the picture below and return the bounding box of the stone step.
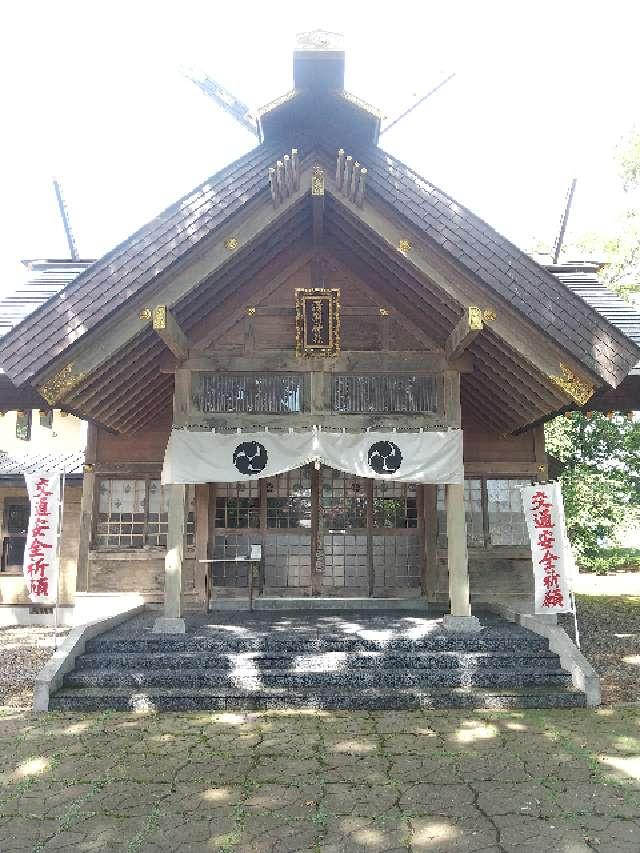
[252,597,426,611]
[84,633,550,655]
[63,666,572,690]
[49,685,587,712]
[74,649,563,672]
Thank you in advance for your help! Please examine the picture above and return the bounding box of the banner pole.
[571,591,581,649]
[53,472,66,651]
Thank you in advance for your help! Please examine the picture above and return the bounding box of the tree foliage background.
[545,413,640,570]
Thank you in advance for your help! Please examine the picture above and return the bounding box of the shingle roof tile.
[0,134,637,395]
[0,140,290,385]
[354,143,639,385]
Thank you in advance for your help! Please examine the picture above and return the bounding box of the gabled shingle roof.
[0,140,292,386]
[350,144,640,387]
[0,131,638,395]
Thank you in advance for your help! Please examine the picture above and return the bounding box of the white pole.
[53,472,66,650]
[571,591,581,649]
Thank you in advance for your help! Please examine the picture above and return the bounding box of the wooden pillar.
[173,369,191,426]
[76,421,98,592]
[311,464,321,596]
[446,483,470,616]
[163,483,186,619]
[422,484,438,601]
[154,365,190,631]
[442,369,479,630]
[195,484,209,610]
[533,424,548,482]
[416,484,425,597]
[366,478,374,597]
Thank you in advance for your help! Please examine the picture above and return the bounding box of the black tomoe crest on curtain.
[367,440,403,474]
[233,441,268,475]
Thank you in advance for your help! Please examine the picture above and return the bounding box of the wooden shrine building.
[1,33,638,631]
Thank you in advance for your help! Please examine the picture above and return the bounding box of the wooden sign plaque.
[295,288,340,357]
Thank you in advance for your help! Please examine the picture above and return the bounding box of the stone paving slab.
[0,706,639,851]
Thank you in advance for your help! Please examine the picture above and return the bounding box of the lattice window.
[94,479,173,549]
[487,479,530,546]
[437,479,483,547]
[185,485,196,548]
[211,534,251,585]
[266,467,312,529]
[437,478,531,547]
[320,469,368,529]
[333,375,437,413]
[372,533,421,588]
[263,534,312,587]
[197,374,308,414]
[215,481,260,529]
[96,479,148,548]
[373,481,418,528]
[145,481,169,547]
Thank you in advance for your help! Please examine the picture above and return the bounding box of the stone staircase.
[49,611,587,711]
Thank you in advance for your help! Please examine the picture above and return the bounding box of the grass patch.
[580,547,640,574]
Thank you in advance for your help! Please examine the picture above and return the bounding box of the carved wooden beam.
[181,349,468,374]
[150,305,190,361]
[445,306,495,361]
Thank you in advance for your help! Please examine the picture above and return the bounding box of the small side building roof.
[546,261,640,412]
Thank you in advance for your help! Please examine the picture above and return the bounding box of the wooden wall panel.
[262,263,311,304]
[388,320,427,351]
[88,555,164,595]
[254,315,297,350]
[96,427,170,465]
[463,430,537,465]
[340,317,381,350]
[433,552,534,606]
[216,322,245,348]
[87,554,195,596]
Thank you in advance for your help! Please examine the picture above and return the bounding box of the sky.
[0,0,638,296]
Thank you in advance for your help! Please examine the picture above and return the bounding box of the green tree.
[545,412,640,569]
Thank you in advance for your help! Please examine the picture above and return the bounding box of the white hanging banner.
[319,430,463,483]
[162,431,315,484]
[23,473,61,603]
[162,429,463,485]
[521,482,574,615]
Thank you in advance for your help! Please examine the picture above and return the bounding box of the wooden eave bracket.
[336,149,366,207]
[142,304,190,361]
[38,362,86,406]
[268,148,300,208]
[446,306,496,361]
[548,363,595,406]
